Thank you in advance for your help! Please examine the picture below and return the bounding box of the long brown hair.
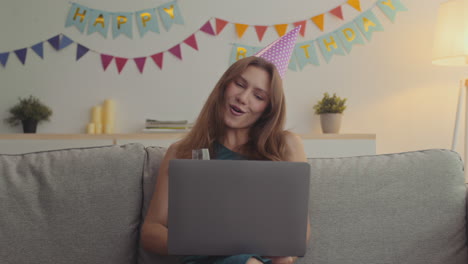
[176,56,288,161]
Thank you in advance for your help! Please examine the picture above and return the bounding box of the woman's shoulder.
[165,140,182,159]
[281,131,307,162]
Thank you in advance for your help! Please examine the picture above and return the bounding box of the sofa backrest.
[0,144,146,264]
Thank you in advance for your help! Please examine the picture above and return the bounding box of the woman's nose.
[235,90,248,105]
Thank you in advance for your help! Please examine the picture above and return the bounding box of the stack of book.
[143,119,193,133]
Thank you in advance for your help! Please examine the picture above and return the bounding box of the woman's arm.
[140,142,179,255]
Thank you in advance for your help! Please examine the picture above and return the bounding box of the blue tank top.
[213,141,247,160]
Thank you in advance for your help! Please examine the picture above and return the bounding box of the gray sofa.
[0,143,466,264]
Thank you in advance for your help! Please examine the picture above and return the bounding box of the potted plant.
[4,95,53,133]
[313,92,347,133]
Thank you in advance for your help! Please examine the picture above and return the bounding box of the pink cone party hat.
[254,26,301,79]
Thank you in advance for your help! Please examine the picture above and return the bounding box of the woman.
[141,56,311,264]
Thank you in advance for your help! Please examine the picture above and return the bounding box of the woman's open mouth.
[230,105,245,116]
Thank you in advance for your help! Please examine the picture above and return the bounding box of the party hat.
[254,26,301,79]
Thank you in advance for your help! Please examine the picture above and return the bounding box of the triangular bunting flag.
[347,0,362,12]
[235,24,249,38]
[48,35,61,51]
[115,57,128,74]
[151,53,164,69]
[215,18,228,35]
[134,57,146,73]
[0,52,9,67]
[31,42,44,59]
[14,48,27,65]
[255,26,268,41]
[200,21,215,36]
[76,44,89,61]
[330,6,344,20]
[101,54,114,71]
[184,34,198,50]
[274,24,288,37]
[293,21,307,36]
[168,44,182,60]
[311,14,325,31]
[59,35,74,50]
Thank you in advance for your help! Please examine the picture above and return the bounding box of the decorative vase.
[319,113,342,134]
[22,119,38,133]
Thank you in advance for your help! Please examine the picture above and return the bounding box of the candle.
[95,123,103,134]
[87,123,95,134]
[104,123,114,134]
[103,99,115,126]
[91,106,102,124]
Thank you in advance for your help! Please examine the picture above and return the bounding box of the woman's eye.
[235,82,244,88]
[255,94,264,100]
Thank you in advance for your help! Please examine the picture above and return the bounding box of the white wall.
[1,0,465,156]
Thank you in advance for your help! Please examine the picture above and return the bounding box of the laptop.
[167,159,310,257]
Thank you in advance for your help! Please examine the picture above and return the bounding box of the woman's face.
[223,65,271,130]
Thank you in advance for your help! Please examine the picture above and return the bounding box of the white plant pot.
[320,113,342,134]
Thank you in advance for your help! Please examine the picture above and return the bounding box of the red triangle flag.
[254,25,268,42]
[168,44,182,60]
[215,18,228,35]
[134,57,146,73]
[184,34,198,50]
[293,21,307,36]
[101,54,114,71]
[330,6,344,20]
[200,21,215,36]
[151,53,164,69]
[115,57,128,74]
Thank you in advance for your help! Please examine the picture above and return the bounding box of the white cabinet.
[0,134,376,158]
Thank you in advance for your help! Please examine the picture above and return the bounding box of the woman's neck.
[222,128,250,151]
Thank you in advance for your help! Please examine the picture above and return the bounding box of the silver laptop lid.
[167,159,310,256]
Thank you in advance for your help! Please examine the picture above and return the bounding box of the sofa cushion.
[304,149,467,264]
[139,146,180,264]
[0,144,146,264]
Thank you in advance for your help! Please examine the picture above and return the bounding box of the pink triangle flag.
[151,53,164,69]
[134,57,146,73]
[330,6,344,20]
[184,34,198,50]
[101,54,114,71]
[200,21,215,36]
[115,57,128,74]
[293,21,307,36]
[168,44,182,60]
[255,26,268,42]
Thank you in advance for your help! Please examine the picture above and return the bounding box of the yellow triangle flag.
[347,0,362,12]
[274,24,288,37]
[235,24,249,38]
[311,14,324,31]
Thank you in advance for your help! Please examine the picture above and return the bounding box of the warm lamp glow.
[432,0,468,66]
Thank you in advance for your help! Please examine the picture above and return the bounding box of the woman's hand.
[263,256,297,264]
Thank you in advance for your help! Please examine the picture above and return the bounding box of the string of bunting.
[65,0,184,38]
[0,0,406,74]
[229,0,407,71]
[215,0,364,41]
[0,21,216,73]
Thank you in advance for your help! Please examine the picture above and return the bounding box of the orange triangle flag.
[293,21,307,36]
[255,25,268,41]
[330,6,344,20]
[311,14,324,31]
[235,23,249,38]
[347,0,362,12]
[215,18,228,35]
[274,24,288,37]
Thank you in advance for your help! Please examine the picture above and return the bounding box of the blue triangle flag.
[0,52,9,67]
[14,48,27,65]
[76,44,89,61]
[60,35,74,50]
[48,35,61,50]
[31,42,44,59]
